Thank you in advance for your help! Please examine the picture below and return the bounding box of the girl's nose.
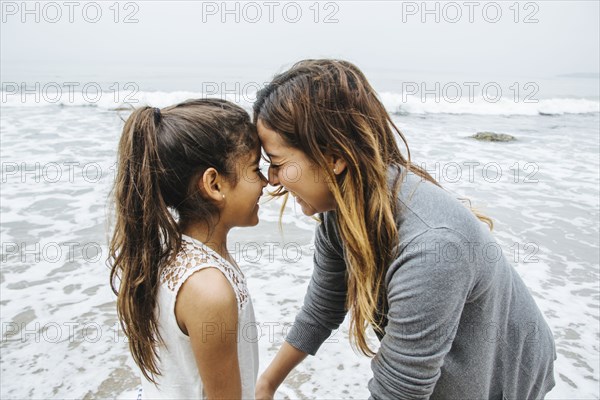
[260,172,268,187]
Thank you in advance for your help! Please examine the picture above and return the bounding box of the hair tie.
[153,107,162,125]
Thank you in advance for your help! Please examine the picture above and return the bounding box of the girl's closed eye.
[255,165,268,179]
[257,163,270,177]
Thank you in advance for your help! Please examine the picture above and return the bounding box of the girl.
[109,99,267,399]
[253,60,556,399]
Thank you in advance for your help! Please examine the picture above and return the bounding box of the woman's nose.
[268,167,280,186]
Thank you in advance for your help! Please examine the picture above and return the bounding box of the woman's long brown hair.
[254,59,492,356]
[108,99,258,382]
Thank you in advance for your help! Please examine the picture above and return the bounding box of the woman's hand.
[255,375,276,400]
[254,342,309,400]
[255,342,308,400]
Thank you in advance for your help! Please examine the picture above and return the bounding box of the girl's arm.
[255,342,308,399]
[176,267,241,399]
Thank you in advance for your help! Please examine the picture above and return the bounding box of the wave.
[379,92,600,116]
[0,90,248,111]
[1,89,599,116]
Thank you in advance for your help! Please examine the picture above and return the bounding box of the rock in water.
[471,132,517,142]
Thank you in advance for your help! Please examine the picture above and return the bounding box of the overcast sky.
[1,1,599,84]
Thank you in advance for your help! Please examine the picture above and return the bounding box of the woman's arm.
[176,267,241,399]
[286,212,349,354]
[255,342,308,399]
[257,212,348,398]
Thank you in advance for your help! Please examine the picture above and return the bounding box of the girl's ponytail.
[109,106,180,383]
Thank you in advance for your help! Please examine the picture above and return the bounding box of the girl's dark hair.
[108,98,258,383]
[253,59,492,356]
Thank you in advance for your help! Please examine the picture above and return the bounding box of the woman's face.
[257,119,337,216]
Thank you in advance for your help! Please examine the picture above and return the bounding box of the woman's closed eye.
[260,151,283,169]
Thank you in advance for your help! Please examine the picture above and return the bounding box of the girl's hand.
[255,375,276,400]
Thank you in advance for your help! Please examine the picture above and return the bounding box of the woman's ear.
[198,168,226,202]
[331,156,347,175]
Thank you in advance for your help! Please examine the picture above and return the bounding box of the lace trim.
[159,236,249,309]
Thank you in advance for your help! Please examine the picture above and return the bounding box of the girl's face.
[257,119,337,216]
[222,149,268,227]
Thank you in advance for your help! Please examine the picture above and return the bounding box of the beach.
[1,83,599,398]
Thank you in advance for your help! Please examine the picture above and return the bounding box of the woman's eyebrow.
[262,151,279,160]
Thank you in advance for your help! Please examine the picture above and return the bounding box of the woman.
[253,60,556,399]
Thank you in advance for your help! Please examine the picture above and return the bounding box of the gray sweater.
[286,166,557,400]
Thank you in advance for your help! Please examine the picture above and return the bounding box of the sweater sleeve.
[285,213,348,355]
[368,228,476,400]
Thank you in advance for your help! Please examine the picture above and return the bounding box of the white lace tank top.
[139,234,259,399]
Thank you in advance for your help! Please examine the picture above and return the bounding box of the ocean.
[1,71,598,399]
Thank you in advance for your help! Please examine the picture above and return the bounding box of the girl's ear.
[198,168,226,202]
